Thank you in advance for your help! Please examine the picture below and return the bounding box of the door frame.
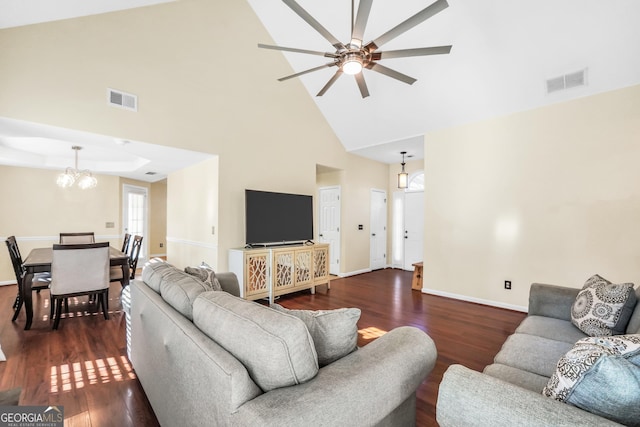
[122,184,149,263]
[369,188,387,270]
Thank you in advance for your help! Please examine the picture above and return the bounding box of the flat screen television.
[245,189,314,246]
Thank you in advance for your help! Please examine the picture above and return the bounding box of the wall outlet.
[105,222,115,228]
[159,243,164,248]
[505,280,512,290]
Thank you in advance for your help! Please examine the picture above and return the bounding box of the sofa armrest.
[231,326,437,426]
[437,365,622,427]
[217,272,241,297]
[528,283,580,320]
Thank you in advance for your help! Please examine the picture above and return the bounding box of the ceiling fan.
[258,0,452,98]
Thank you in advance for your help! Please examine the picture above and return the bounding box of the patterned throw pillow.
[184,262,222,292]
[543,335,640,426]
[571,274,636,336]
[271,304,361,366]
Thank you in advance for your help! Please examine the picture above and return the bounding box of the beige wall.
[0,166,167,283]
[0,166,120,283]
[423,85,640,309]
[167,157,219,270]
[149,180,167,257]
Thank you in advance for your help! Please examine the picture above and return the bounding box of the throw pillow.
[184,262,222,292]
[271,304,361,366]
[543,334,640,427]
[571,274,636,336]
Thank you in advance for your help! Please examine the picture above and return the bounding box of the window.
[407,171,424,191]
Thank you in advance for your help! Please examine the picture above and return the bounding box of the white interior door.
[318,186,341,275]
[403,191,424,271]
[123,184,149,263]
[370,189,387,270]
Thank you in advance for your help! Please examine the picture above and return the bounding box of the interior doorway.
[123,184,149,263]
[318,186,341,275]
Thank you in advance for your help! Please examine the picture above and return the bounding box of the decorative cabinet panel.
[229,244,330,303]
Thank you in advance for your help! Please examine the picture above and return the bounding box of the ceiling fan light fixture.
[342,53,363,75]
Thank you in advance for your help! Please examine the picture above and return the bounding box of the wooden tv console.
[228,243,330,303]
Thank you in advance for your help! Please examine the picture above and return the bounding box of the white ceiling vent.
[546,69,587,94]
[107,88,138,111]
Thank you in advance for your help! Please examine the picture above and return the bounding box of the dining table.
[20,246,129,330]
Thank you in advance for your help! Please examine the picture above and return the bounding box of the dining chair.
[50,242,110,330]
[59,232,95,244]
[121,233,131,255]
[5,236,51,322]
[110,235,143,287]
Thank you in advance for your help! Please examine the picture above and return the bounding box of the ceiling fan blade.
[258,43,339,58]
[278,63,337,82]
[375,45,452,60]
[355,72,370,98]
[351,0,373,46]
[366,63,417,85]
[366,0,449,51]
[317,69,343,96]
[282,0,345,50]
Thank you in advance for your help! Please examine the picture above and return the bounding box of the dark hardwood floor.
[0,268,526,426]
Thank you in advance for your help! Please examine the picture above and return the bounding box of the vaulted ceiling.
[1,0,639,168]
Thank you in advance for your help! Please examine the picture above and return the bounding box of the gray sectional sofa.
[437,282,640,427]
[125,259,437,426]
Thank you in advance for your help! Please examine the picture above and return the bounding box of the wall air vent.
[107,88,138,111]
[546,69,587,94]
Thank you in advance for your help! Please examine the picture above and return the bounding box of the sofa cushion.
[141,258,174,293]
[483,363,550,393]
[159,269,212,320]
[493,334,574,377]
[271,304,361,366]
[571,274,636,336]
[516,316,587,344]
[543,335,640,426]
[184,263,222,291]
[193,292,318,392]
[626,287,640,334]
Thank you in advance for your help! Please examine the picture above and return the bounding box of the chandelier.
[56,146,98,189]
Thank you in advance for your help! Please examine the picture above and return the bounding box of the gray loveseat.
[437,282,640,426]
[125,259,437,426]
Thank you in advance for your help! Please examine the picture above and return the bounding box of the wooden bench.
[412,262,423,291]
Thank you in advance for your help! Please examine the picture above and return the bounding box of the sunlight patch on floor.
[50,355,136,393]
[359,326,387,340]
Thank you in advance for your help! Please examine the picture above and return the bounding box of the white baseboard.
[337,268,372,278]
[149,253,167,258]
[421,288,528,313]
[0,280,16,287]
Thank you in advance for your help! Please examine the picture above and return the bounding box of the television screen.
[245,189,314,245]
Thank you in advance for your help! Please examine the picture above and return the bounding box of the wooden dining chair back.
[121,233,131,255]
[128,235,143,279]
[59,232,95,244]
[110,235,143,287]
[50,242,110,330]
[5,236,51,321]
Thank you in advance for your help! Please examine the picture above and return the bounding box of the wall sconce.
[398,151,408,189]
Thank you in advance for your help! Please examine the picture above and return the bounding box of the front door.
[403,191,424,271]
